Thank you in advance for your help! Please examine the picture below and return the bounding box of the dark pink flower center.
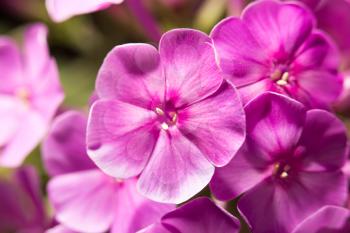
[154,106,178,130]
[15,86,31,105]
[273,162,291,179]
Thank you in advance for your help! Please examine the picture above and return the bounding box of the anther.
[155,107,164,115]
[161,122,169,130]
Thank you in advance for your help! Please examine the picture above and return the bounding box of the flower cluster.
[1,0,350,233]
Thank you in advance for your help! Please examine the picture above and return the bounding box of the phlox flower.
[43,111,174,233]
[211,0,342,108]
[211,92,348,233]
[87,29,246,204]
[0,23,63,167]
[137,197,240,233]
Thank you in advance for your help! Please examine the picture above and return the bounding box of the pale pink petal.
[0,37,23,92]
[48,169,117,233]
[46,0,124,22]
[87,99,158,178]
[178,82,245,166]
[111,178,175,233]
[23,23,50,81]
[0,110,46,167]
[159,29,223,107]
[46,225,78,233]
[138,128,214,204]
[96,43,164,109]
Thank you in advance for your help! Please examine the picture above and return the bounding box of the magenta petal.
[159,29,223,107]
[42,111,95,177]
[138,129,214,204]
[136,224,170,233]
[96,43,164,109]
[298,109,348,171]
[292,206,350,233]
[245,92,306,157]
[111,179,175,233]
[293,31,339,72]
[239,171,347,233]
[242,0,315,59]
[210,143,272,200]
[87,99,158,178]
[48,169,116,233]
[178,82,245,167]
[296,70,343,107]
[0,37,22,92]
[210,17,269,87]
[161,197,240,233]
[46,0,123,22]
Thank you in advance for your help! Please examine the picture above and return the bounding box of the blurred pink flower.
[0,166,49,232]
[211,92,348,233]
[138,197,240,233]
[43,111,174,233]
[212,0,342,109]
[0,23,63,167]
[87,29,246,204]
[46,0,124,22]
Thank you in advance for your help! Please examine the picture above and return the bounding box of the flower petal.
[210,17,270,87]
[23,23,50,81]
[138,128,214,204]
[48,169,116,233]
[242,0,315,60]
[42,111,95,177]
[292,206,350,233]
[244,92,306,158]
[0,110,47,167]
[87,99,158,178]
[0,37,22,92]
[292,31,339,72]
[178,82,245,167]
[296,70,343,107]
[161,197,240,233]
[96,43,164,109]
[298,109,348,172]
[46,0,123,22]
[46,225,78,233]
[111,178,175,233]
[159,29,222,107]
[210,143,272,200]
[239,171,347,233]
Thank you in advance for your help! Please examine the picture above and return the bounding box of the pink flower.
[137,197,240,233]
[211,92,348,233]
[0,23,63,167]
[43,111,174,233]
[46,0,123,22]
[87,29,246,204]
[211,0,342,109]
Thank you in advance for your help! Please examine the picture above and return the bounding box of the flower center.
[15,87,31,105]
[271,70,290,86]
[273,162,291,179]
[155,107,178,130]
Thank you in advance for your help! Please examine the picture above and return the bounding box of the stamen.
[271,70,282,81]
[16,87,30,101]
[169,112,178,123]
[155,107,164,115]
[161,122,169,130]
[276,72,289,86]
[280,171,288,178]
